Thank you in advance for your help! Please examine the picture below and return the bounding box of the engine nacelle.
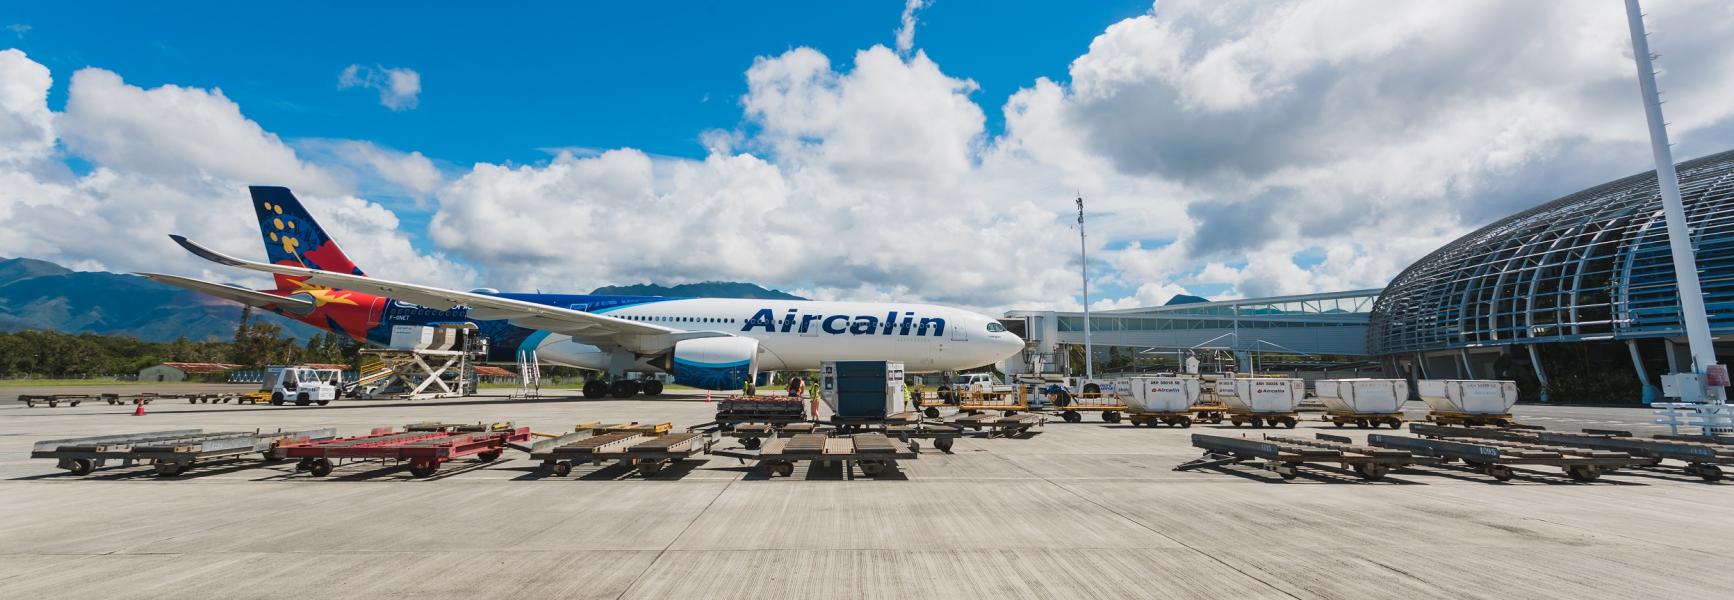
[669,337,761,391]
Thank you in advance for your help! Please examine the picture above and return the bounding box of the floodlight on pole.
[1623,0,1726,404]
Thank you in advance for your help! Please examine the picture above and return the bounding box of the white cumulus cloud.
[339,64,421,111]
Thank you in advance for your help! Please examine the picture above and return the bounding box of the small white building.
[137,362,241,382]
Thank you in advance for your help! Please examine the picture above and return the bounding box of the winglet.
[170,234,248,267]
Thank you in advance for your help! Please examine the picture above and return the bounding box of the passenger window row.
[623,315,737,324]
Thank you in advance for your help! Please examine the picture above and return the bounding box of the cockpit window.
[987,322,1006,333]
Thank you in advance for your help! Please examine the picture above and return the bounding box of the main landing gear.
[582,378,666,399]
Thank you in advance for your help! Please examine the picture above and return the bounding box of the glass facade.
[1368,150,1734,356]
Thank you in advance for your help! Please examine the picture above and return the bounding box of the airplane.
[144,186,1025,399]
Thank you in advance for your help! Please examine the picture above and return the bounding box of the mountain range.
[0,256,805,343]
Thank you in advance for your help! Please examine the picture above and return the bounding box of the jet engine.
[665,337,760,390]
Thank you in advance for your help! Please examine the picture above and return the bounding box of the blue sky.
[4,1,1732,311]
[8,1,1148,166]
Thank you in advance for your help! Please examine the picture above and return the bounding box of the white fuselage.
[533,298,1024,374]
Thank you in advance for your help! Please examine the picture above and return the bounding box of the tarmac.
[1,385,1729,599]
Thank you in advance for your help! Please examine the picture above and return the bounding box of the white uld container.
[1124,377,1201,413]
[389,325,434,350]
[1222,378,1305,414]
[1314,379,1408,414]
[1415,380,1518,415]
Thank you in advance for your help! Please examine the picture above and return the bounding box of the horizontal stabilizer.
[138,272,316,312]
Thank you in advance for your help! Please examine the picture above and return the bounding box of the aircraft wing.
[168,235,728,352]
[139,272,318,313]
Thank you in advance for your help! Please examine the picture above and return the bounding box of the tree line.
[0,307,358,379]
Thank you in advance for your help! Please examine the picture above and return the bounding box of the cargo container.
[1315,379,1409,428]
[1123,377,1207,427]
[1223,378,1305,428]
[820,361,906,423]
[1417,380,1518,416]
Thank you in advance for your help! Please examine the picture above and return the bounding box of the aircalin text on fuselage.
[740,308,945,337]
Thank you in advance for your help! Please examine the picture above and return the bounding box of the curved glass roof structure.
[1369,150,1734,356]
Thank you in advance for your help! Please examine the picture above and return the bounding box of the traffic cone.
[132,401,146,416]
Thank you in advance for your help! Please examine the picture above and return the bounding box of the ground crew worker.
[809,380,821,420]
[743,377,755,397]
[907,383,922,410]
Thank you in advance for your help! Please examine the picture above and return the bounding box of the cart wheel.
[1178,417,1192,428]
[476,450,502,463]
[1692,464,1722,482]
[308,458,334,477]
[743,437,762,450]
[1565,465,1600,483]
[1250,417,1265,428]
[765,461,793,477]
[261,451,282,463]
[316,400,330,406]
[1333,421,1345,428]
[924,407,940,419]
[1063,411,1081,423]
[1492,419,1510,428]
[935,437,954,453]
[188,398,197,404]
[1356,464,1389,481]
[552,461,573,477]
[409,460,439,478]
[1131,419,1144,427]
[636,462,663,477]
[1282,418,1297,429]
[1277,467,1298,481]
[859,461,886,477]
[67,458,94,476]
[1103,411,1122,424]
[908,440,921,453]
[296,458,313,471]
[1386,418,1402,429]
[1230,419,1242,427]
[1355,420,1368,428]
[1488,466,1514,482]
[154,462,184,477]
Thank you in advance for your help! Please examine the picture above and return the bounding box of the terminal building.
[1367,149,1734,402]
[1001,289,1384,378]
[1006,149,1734,404]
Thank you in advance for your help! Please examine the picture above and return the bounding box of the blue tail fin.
[249,186,366,290]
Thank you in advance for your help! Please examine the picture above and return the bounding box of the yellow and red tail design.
[247,186,383,339]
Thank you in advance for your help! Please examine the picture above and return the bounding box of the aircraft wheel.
[582,380,609,399]
[610,380,640,399]
[641,380,664,396]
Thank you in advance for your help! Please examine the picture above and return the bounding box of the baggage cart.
[31,428,335,477]
[1218,378,1305,428]
[279,423,530,478]
[1367,432,1646,482]
[1412,424,1733,482]
[711,433,917,478]
[949,412,1045,438]
[1176,432,1439,481]
[18,394,100,407]
[532,430,714,477]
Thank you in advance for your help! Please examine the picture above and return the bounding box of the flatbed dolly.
[948,412,1045,438]
[1176,432,1438,481]
[687,419,821,450]
[1323,411,1404,429]
[833,412,964,453]
[956,390,1029,417]
[1426,410,1515,427]
[532,429,714,477]
[182,393,249,404]
[714,396,809,428]
[18,394,100,407]
[1045,393,1129,423]
[712,433,917,478]
[1190,403,1228,424]
[1227,410,1299,429]
[1412,424,1733,482]
[1127,410,1196,428]
[32,428,336,476]
[279,423,531,477]
[1367,432,1644,482]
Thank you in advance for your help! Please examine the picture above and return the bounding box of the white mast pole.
[1078,196,1093,380]
[1624,0,1724,404]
